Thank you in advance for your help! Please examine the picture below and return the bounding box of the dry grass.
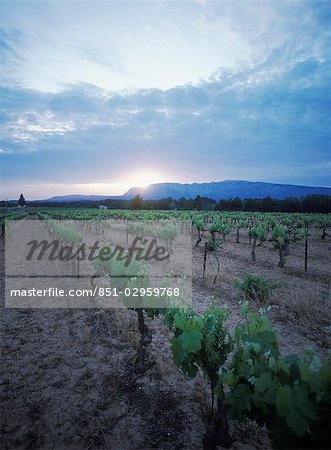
[275,285,331,343]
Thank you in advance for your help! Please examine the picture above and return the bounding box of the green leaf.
[268,356,276,369]
[309,355,321,372]
[276,385,293,416]
[174,314,189,331]
[252,342,261,353]
[294,385,318,420]
[225,370,234,385]
[240,301,248,316]
[278,358,291,375]
[299,362,311,384]
[170,337,185,366]
[255,373,272,393]
[233,383,251,399]
[180,330,202,354]
[286,408,309,437]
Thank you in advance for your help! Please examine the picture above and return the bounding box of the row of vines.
[1,208,330,448]
[92,239,331,450]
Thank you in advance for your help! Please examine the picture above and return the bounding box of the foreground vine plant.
[163,306,233,448]
[221,302,331,449]
[156,301,331,449]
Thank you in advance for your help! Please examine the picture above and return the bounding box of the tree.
[177,197,187,210]
[280,197,300,213]
[158,197,174,210]
[18,193,26,207]
[216,199,229,211]
[261,196,278,212]
[194,195,202,211]
[130,194,143,210]
[229,197,242,211]
[301,194,331,213]
[244,198,261,211]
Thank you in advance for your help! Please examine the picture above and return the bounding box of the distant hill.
[33,194,121,203]
[123,180,331,201]
[19,180,331,203]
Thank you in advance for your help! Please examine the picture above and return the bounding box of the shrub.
[221,304,331,449]
[234,273,281,304]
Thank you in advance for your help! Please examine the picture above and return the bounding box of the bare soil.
[1,226,330,450]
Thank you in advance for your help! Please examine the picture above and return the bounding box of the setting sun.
[118,170,165,191]
[85,170,168,197]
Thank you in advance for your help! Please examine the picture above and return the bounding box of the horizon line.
[2,178,331,202]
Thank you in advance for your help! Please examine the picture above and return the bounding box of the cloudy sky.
[1,0,330,199]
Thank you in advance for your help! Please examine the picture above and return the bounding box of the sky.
[0,0,330,200]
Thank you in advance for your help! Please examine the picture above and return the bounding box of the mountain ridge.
[23,180,331,202]
[122,180,331,201]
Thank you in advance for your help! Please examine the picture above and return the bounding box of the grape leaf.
[180,330,202,353]
[276,385,293,416]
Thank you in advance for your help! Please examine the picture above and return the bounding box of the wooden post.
[203,242,207,279]
[304,224,308,272]
[77,249,80,279]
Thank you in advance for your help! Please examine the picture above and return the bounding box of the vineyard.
[1,207,330,449]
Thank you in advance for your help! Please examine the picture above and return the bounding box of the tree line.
[95,193,331,213]
[1,193,330,213]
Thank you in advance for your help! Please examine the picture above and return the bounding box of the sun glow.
[3,170,167,199]
[125,171,162,188]
[110,170,165,193]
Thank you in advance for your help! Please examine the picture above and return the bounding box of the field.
[1,208,330,449]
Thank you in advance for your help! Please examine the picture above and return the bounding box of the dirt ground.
[1,225,330,450]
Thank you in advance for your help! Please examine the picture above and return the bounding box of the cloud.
[1,0,330,197]
[1,0,330,92]
[1,51,330,191]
